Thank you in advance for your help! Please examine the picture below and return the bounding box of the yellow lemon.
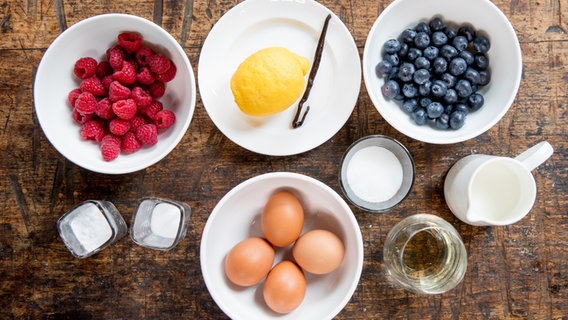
[230,47,310,116]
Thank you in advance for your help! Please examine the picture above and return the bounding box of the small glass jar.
[383,214,467,294]
[57,200,128,259]
[130,197,191,250]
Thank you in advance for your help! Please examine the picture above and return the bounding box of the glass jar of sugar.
[130,197,191,250]
[339,135,415,212]
[57,200,128,258]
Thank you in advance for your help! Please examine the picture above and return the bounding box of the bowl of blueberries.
[362,0,522,144]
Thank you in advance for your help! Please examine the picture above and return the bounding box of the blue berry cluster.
[375,17,491,130]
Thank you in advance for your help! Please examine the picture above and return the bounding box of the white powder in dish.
[150,202,181,238]
[69,203,113,253]
[346,146,403,203]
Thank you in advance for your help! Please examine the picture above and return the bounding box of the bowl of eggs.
[200,172,364,319]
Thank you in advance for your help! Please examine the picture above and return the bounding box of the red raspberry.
[135,47,155,67]
[136,67,155,85]
[121,132,141,154]
[136,124,158,146]
[108,81,131,102]
[129,115,147,133]
[155,63,177,83]
[131,86,153,108]
[95,98,115,119]
[143,100,163,121]
[96,61,113,78]
[112,99,137,120]
[109,118,131,136]
[107,45,126,70]
[149,54,172,74]
[74,57,97,79]
[74,92,98,115]
[100,134,121,161]
[80,77,106,96]
[68,88,82,107]
[80,120,106,141]
[149,81,165,98]
[154,110,176,130]
[112,61,137,85]
[101,75,114,90]
[72,109,94,124]
[117,32,142,53]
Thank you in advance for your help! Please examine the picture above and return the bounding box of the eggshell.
[224,237,275,287]
[292,229,345,275]
[263,260,306,314]
[261,191,304,247]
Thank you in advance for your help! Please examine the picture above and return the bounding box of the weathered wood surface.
[0,0,566,319]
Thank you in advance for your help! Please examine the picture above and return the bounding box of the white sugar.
[150,202,181,238]
[69,202,112,253]
[346,146,403,203]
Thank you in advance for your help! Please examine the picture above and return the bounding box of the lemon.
[230,47,310,116]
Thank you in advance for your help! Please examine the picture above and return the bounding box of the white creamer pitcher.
[444,141,554,226]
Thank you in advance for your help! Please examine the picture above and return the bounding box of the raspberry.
[72,109,94,124]
[108,81,131,102]
[101,75,114,90]
[121,132,141,153]
[136,124,158,146]
[136,67,155,85]
[107,45,126,70]
[74,57,97,79]
[80,77,106,96]
[109,118,131,136]
[68,88,82,107]
[96,61,113,78]
[112,61,137,85]
[100,134,121,161]
[135,47,155,67]
[155,63,177,83]
[80,120,106,141]
[154,110,176,130]
[143,100,163,121]
[131,86,152,109]
[112,99,137,120]
[129,115,147,133]
[95,98,115,119]
[149,54,172,74]
[117,32,142,53]
[148,81,165,98]
[74,92,98,115]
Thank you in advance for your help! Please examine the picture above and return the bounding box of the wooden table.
[1,0,566,319]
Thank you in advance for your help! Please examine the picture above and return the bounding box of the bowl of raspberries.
[34,13,196,174]
[362,0,522,144]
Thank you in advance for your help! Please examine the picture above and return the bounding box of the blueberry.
[402,83,418,98]
[382,80,400,99]
[414,56,430,70]
[413,68,430,85]
[444,88,459,104]
[407,48,423,62]
[458,24,476,42]
[478,70,491,86]
[429,17,445,31]
[401,28,417,43]
[449,57,468,76]
[414,32,430,49]
[467,92,485,111]
[443,25,458,40]
[394,93,405,101]
[459,50,475,65]
[464,67,480,84]
[431,31,449,46]
[375,60,393,78]
[444,104,455,115]
[397,62,416,82]
[412,108,427,125]
[455,79,473,98]
[399,43,409,57]
[473,35,490,53]
[384,39,402,54]
[440,45,458,60]
[454,103,469,115]
[423,46,439,60]
[387,66,399,80]
[414,22,430,34]
[450,111,466,129]
[435,113,450,129]
[433,57,448,74]
[419,81,432,96]
[452,35,469,52]
[427,101,444,119]
[420,97,432,108]
[431,80,448,98]
[402,98,419,113]
[384,53,400,67]
[474,54,489,70]
[441,72,457,88]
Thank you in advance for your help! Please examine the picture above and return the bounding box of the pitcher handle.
[514,141,554,171]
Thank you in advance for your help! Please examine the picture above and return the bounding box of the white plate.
[198,0,361,156]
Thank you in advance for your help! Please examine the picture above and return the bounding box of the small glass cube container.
[130,197,191,250]
[57,200,128,259]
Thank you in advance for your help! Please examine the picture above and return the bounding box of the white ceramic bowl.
[201,172,363,320]
[34,14,196,174]
[362,0,522,144]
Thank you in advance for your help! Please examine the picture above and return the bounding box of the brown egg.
[292,229,345,275]
[263,260,306,314]
[224,237,275,287]
[261,191,304,247]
